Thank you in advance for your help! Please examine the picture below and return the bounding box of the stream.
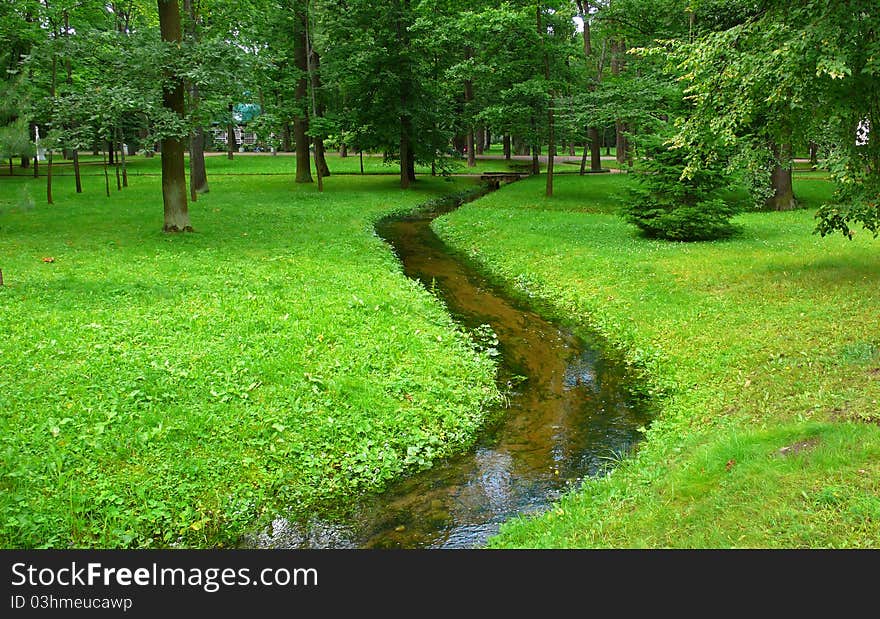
[244,183,649,549]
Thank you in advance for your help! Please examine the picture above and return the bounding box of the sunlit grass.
[0,166,499,548]
[435,173,880,548]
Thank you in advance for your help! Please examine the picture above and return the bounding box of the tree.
[157,0,193,232]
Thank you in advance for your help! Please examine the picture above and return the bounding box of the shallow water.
[244,188,648,549]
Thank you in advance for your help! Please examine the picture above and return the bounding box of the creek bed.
[244,184,649,548]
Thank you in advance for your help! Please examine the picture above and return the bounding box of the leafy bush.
[623,135,740,241]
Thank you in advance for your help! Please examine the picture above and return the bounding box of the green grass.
[434,173,880,548]
[0,151,521,178]
[0,165,500,548]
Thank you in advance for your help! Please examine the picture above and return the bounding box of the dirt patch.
[777,438,820,457]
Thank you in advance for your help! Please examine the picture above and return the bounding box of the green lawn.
[0,151,521,178]
[434,173,880,548]
[0,165,499,548]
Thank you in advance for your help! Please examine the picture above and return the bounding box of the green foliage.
[814,176,880,239]
[623,134,739,241]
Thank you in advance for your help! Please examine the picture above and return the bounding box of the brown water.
[245,187,649,549]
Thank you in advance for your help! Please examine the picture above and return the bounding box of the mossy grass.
[0,165,500,548]
[434,173,880,547]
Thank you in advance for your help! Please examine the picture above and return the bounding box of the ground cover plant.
[0,161,500,548]
[434,173,880,547]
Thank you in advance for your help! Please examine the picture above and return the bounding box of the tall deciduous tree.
[157,0,192,232]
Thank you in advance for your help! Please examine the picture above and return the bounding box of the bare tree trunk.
[580,141,588,175]
[400,130,413,188]
[72,149,82,193]
[103,149,110,197]
[120,130,128,188]
[476,126,485,155]
[157,0,192,232]
[809,141,818,169]
[226,102,236,160]
[184,0,208,196]
[766,143,797,210]
[616,122,628,164]
[540,6,554,197]
[503,134,511,160]
[398,0,415,188]
[282,121,292,152]
[293,6,312,183]
[190,127,208,197]
[589,127,602,171]
[47,151,53,204]
[465,79,475,168]
[309,50,330,178]
[546,114,555,195]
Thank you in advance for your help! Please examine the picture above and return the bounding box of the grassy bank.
[0,167,499,548]
[434,173,880,547]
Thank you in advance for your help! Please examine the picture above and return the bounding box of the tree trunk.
[115,146,122,190]
[476,126,484,155]
[33,155,39,178]
[157,0,192,232]
[809,141,818,169]
[185,0,208,197]
[767,164,796,210]
[282,121,292,152]
[398,0,415,188]
[503,134,511,160]
[226,102,236,160]
[589,127,602,171]
[464,79,475,167]
[107,142,115,165]
[580,141,589,175]
[615,121,628,165]
[765,142,797,211]
[72,149,82,193]
[546,112,555,196]
[20,156,30,168]
[47,151,53,204]
[190,126,208,196]
[309,51,330,178]
[540,7,553,196]
[400,130,414,188]
[103,149,111,197]
[340,141,348,157]
[293,6,312,183]
[120,130,128,188]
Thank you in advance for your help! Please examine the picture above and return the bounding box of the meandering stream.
[245,183,649,548]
